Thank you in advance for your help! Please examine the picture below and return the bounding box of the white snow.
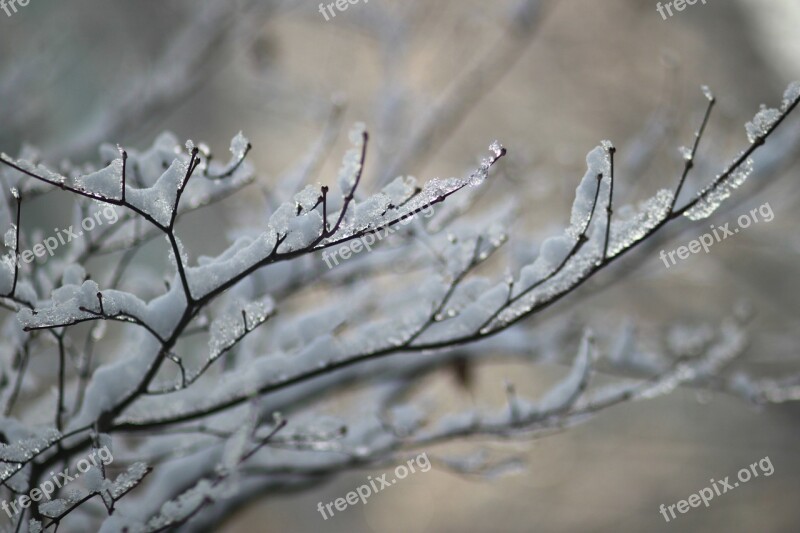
[745,105,782,143]
[75,158,124,199]
[125,159,186,227]
[684,158,753,221]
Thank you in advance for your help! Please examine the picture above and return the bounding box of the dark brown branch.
[477,168,605,332]
[670,89,716,212]
[326,131,369,238]
[146,306,275,395]
[203,141,251,180]
[10,190,21,296]
[56,333,66,431]
[113,91,800,433]
[120,148,127,203]
[170,147,201,230]
[0,155,167,232]
[602,145,615,261]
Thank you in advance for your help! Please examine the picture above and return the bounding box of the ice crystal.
[701,85,714,102]
[4,226,16,249]
[745,105,781,143]
[684,158,753,221]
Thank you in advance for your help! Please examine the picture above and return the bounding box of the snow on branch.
[0,81,796,530]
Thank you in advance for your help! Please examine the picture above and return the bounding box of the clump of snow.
[516,235,575,293]
[125,159,187,227]
[381,176,417,205]
[4,225,16,249]
[145,478,227,531]
[337,123,366,195]
[684,158,753,221]
[293,184,321,213]
[230,132,249,161]
[701,85,715,102]
[107,462,150,499]
[75,159,124,199]
[0,428,61,463]
[208,299,274,358]
[568,145,610,239]
[607,189,674,256]
[781,81,800,110]
[468,141,505,187]
[745,105,782,143]
[535,331,594,413]
[39,498,71,518]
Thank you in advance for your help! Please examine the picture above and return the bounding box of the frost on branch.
[183,132,505,303]
[126,159,187,227]
[105,462,151,500]
[16,279,182,340]
[0,80,796,532]
[209,299,275,358]
[683,158,753,221]
[75,157,124,199]
[417,331,595,440]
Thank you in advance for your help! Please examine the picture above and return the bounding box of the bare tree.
[0,76,796,529]
[0,1,798,531]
